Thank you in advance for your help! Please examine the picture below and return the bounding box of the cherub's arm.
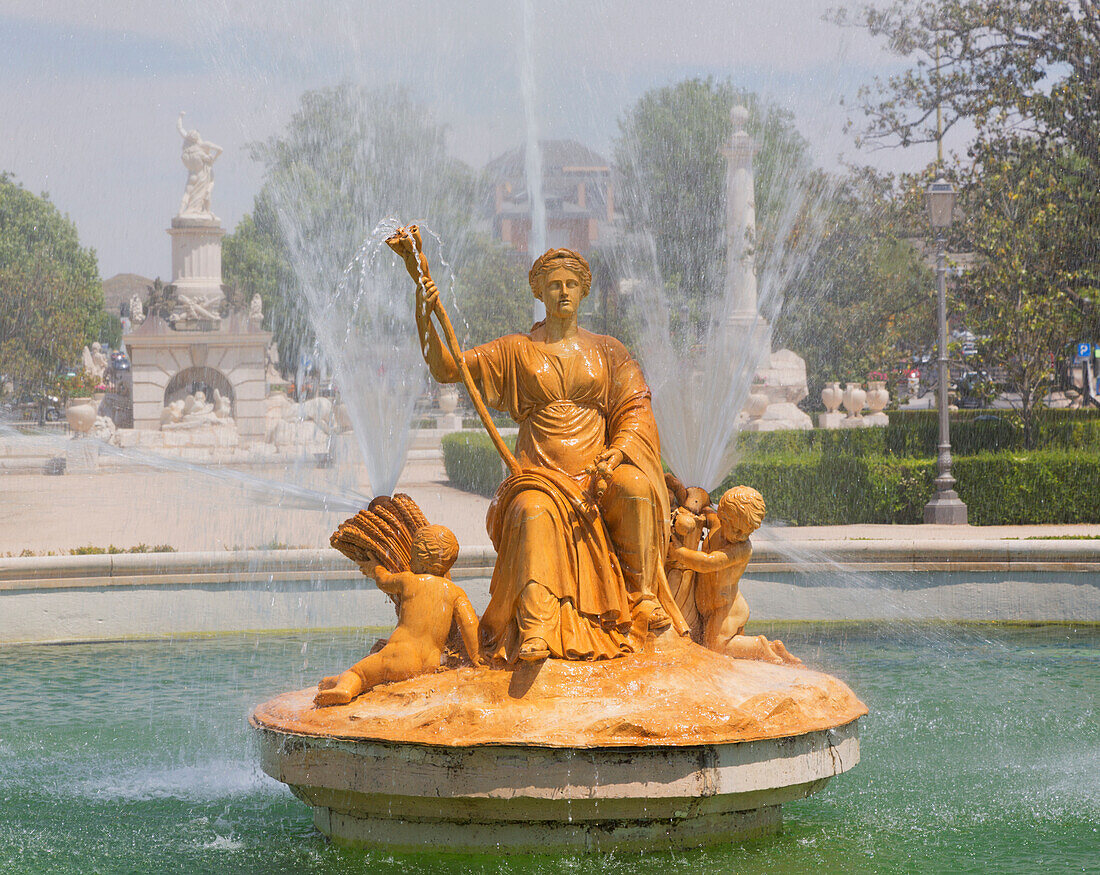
[359,560,404,598]
[451,590,481,667]
[669,543,738,574]
[702,508,720,533]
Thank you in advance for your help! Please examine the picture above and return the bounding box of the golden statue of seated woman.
[389,229,686,663]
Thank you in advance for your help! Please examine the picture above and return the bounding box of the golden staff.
[386,225,522,476]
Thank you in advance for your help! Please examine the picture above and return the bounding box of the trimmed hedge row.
[717,450,1100,525]
[737,409,1100,459]
[443,428,1100,524]
[441,432,516,498]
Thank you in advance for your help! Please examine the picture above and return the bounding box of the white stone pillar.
[723,105,759,320]
[168,216,226,305]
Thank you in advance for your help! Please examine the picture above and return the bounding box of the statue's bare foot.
[314,688,354,707]
[517,637,550,662]
[317,675,339,690]
[768,639,802,666]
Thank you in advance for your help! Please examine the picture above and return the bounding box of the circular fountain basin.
[251,636,865,853]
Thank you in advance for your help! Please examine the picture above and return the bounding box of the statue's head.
[528,248,591,303]
[717,485,766,541]
[411,524,459,576]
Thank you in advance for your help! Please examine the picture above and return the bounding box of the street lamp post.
[923,177,968,524]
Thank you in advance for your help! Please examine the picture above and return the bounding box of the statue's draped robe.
[472,329,671,662]
[180,142,215,215]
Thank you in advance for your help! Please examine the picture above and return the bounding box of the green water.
[0,624,1096,874]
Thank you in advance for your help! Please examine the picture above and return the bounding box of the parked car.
[1,393,62,422]
[110,351,130,372]
[956,369,996,408]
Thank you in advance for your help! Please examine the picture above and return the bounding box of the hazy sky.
[0,1,957,281]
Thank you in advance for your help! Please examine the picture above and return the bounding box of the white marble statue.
[91,414,118,443]
[163,390,231,430]
[213,388,232,419]
[265,342,286,385]
[129,293,145,326]
[81,342,109,383]
[183,390,214,418]
[249,293,263,325]
[160,399,185,426]
[176,111,223,220]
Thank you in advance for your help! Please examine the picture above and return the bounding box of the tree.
[0,174,104,394]
[957,140,1090,444]
[222,208,299,370]
[609,77,932,402]
[450,235,530,348]
[612,78,818,339]
[773,168,934,401]
[840,0,1100,429]
[224,84,481,373]
[838,0,1100,325]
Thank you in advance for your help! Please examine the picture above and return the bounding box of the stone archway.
[164,366,235,416]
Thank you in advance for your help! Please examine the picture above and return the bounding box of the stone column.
[167,215,226,309]
[724,105,759,321]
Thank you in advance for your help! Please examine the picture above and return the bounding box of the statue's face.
[538,267,584,319]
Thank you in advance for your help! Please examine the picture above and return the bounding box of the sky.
[0,0,962,281]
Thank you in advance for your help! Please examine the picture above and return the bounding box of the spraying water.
[612,96,837,490]
[521,0,547,322]
[255,85,476,496]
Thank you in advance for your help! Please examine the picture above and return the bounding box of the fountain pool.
[1,622,1095,872]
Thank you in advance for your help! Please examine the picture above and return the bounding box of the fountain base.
[252,636,865,853]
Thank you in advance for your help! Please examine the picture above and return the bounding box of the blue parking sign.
[1078,342,1093,359]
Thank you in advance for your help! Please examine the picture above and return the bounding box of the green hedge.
[443,427,1100,524]
[718,450,1100,525]
[736,409,1100,459]
[441,432,516,498]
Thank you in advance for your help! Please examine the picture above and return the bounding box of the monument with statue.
[122,113,271,446]
[251,228,864,853]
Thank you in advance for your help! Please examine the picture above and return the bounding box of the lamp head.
[927,177,956,230]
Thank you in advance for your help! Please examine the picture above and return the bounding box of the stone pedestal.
[253,636,865,854]
[754,349,813,431]
[924,489,969,524]
[168,216,225,304]
[65,439,100,472]
[818,411,845,429]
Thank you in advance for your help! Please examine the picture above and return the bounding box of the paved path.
[2,454,1097,556]
[0,457,490,555]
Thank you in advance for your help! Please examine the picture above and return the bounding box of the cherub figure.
[664,475,719,640]
[314,525,481,707]
[669,485,800,665]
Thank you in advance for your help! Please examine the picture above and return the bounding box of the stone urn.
[744,390,769,421]
[66,399,98,435]
[865,380,890,427]
[842,383,866,421]
[821,382,843,413]
[866,381,888,410]
[436,386,462,431]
